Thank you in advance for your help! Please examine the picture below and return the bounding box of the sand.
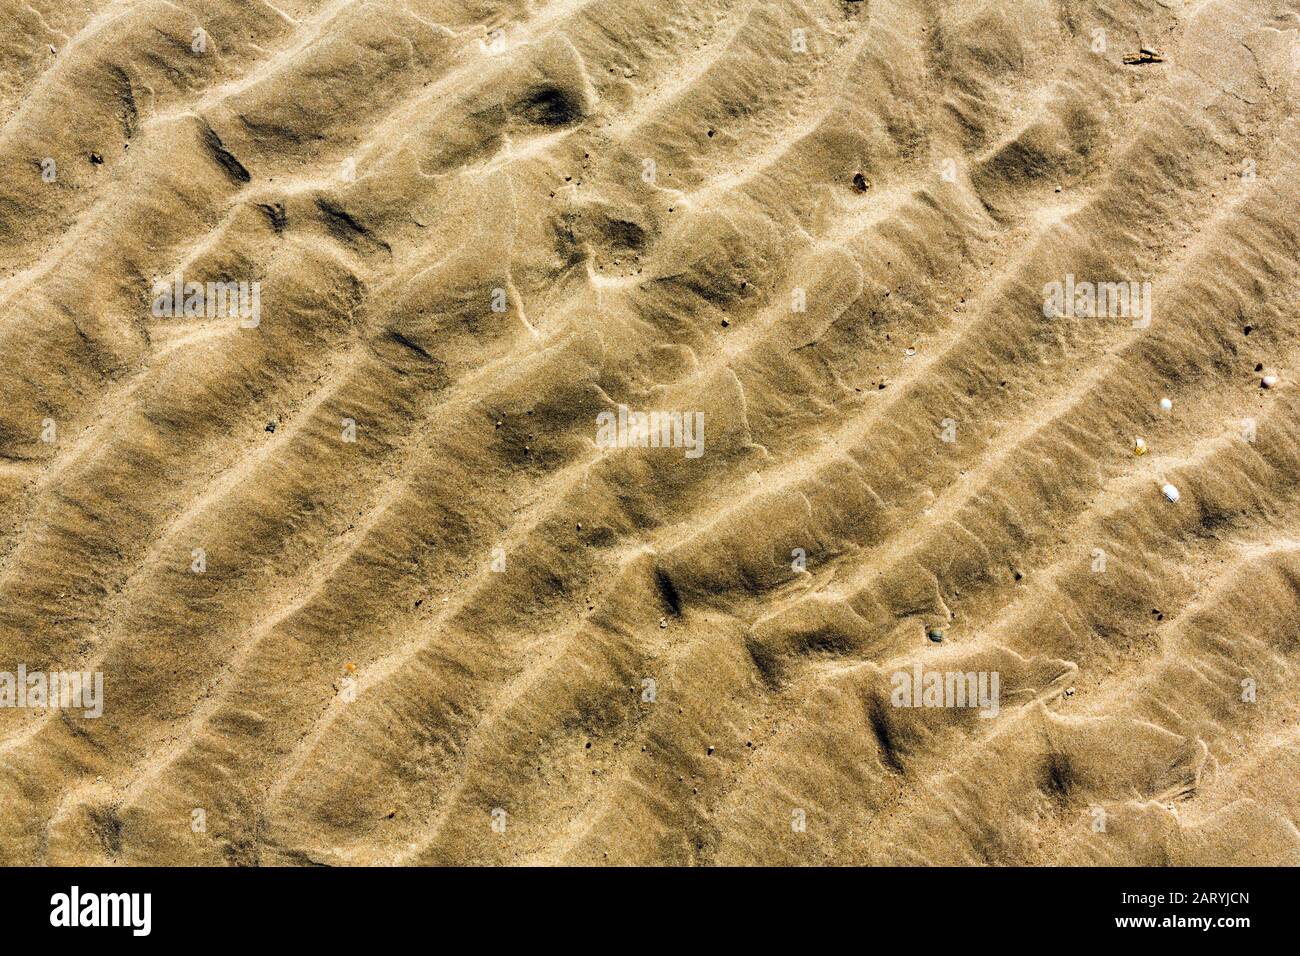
[0,0,1297,866]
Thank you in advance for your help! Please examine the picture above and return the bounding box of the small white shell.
[1162,483,1180,503]
[1262,375,1279,389]
[1160,398,1173,411]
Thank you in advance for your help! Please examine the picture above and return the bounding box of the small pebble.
[926,628,945,644]
[1162,483,1180,503]
[1064,687,1076,698]
[1160,397,1173,412]
[1133,436,1148,456]
[1262,374,1279,389]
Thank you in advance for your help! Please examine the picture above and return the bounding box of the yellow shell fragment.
[1123,48,1165,64]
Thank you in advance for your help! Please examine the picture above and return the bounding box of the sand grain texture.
[0,0,1298,865]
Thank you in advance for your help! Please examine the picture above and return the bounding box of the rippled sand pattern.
[0,0,1298,865]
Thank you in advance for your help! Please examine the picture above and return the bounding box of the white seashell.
[1160,398,1172,411]
[1161,483,1180,503]
[1262,375,1279,389]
